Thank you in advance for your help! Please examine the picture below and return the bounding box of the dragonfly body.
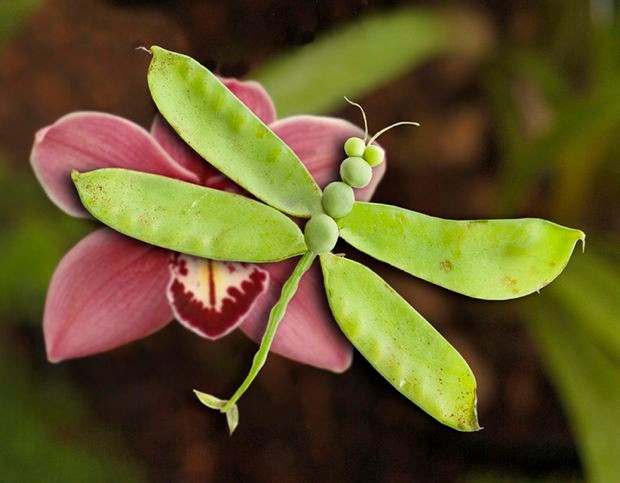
[69,46,584,435]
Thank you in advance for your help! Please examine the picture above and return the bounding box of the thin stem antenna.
[368,121,420,146]
[344,96,369,142]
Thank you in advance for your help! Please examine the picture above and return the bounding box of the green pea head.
[363,144,385,167]
[344,137,366,157]
[340,156,372,189]
[322,181,355,219]
[304,214,339,254]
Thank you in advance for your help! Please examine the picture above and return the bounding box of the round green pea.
[322,182,355,219]
[304,214,339,254]
[340,157,372,189]
[344,137,366,157]
[363,144,385,167]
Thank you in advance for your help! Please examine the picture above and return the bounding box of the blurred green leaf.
[528,266,620,483]
[484,49,569,157]
[540,0,591,71]
[0,0,41,48]
[0,340,145,482]
[483,61,523,160]
[253,7,490,116]
[544,249,620,363]
[487,17,620,483]
[486,28,620,220]
[498,80,620,218]
[593,237,620,264]
[0,165,88,322]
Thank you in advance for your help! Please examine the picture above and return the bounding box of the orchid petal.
[271,115,386,201]
[240,259,353,373]
[44,228,173,362]
[30,112,200,218]
[220,78,277,125]
[167,254,269,340]
[150,115,231,186]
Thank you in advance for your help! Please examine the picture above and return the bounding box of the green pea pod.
[147,46,323,218]
[320,254,479,431]
[72,168,306,262]
[338,202,585,300]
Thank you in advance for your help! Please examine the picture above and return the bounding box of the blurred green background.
[0,1,618,482]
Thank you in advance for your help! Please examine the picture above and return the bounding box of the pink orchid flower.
[31,79,385,372]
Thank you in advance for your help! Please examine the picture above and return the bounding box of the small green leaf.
[320,254,479,432]
[225,405,239,435]
[193,390,226,410]
[194,391,239,435]
[147,46,322,218]
[338,202,584,300]
[73,168,306,262]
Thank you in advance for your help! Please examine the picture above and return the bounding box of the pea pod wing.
[72,168,307,262]
[147,46,323,218]
[338,202,585,300]
[320,254,479,431]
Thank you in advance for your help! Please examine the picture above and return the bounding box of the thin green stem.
[367,121,420,145]
[344,96,369,142]
[221,251,316,412]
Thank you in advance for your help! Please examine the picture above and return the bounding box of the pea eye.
[344,137,366,157]
[363,144,385,167]
[322,181,354,219]
[340,156,372,189]
[304,214,339,254]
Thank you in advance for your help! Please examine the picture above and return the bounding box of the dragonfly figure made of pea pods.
[70,46,584,434]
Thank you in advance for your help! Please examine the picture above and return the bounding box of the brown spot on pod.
[440,260,453,272]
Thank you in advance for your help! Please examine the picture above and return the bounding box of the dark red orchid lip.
[167,254,268,340]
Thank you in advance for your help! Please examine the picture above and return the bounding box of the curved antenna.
[135,46,152,55]
[344,96,369,142]
[368,121,420,146]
